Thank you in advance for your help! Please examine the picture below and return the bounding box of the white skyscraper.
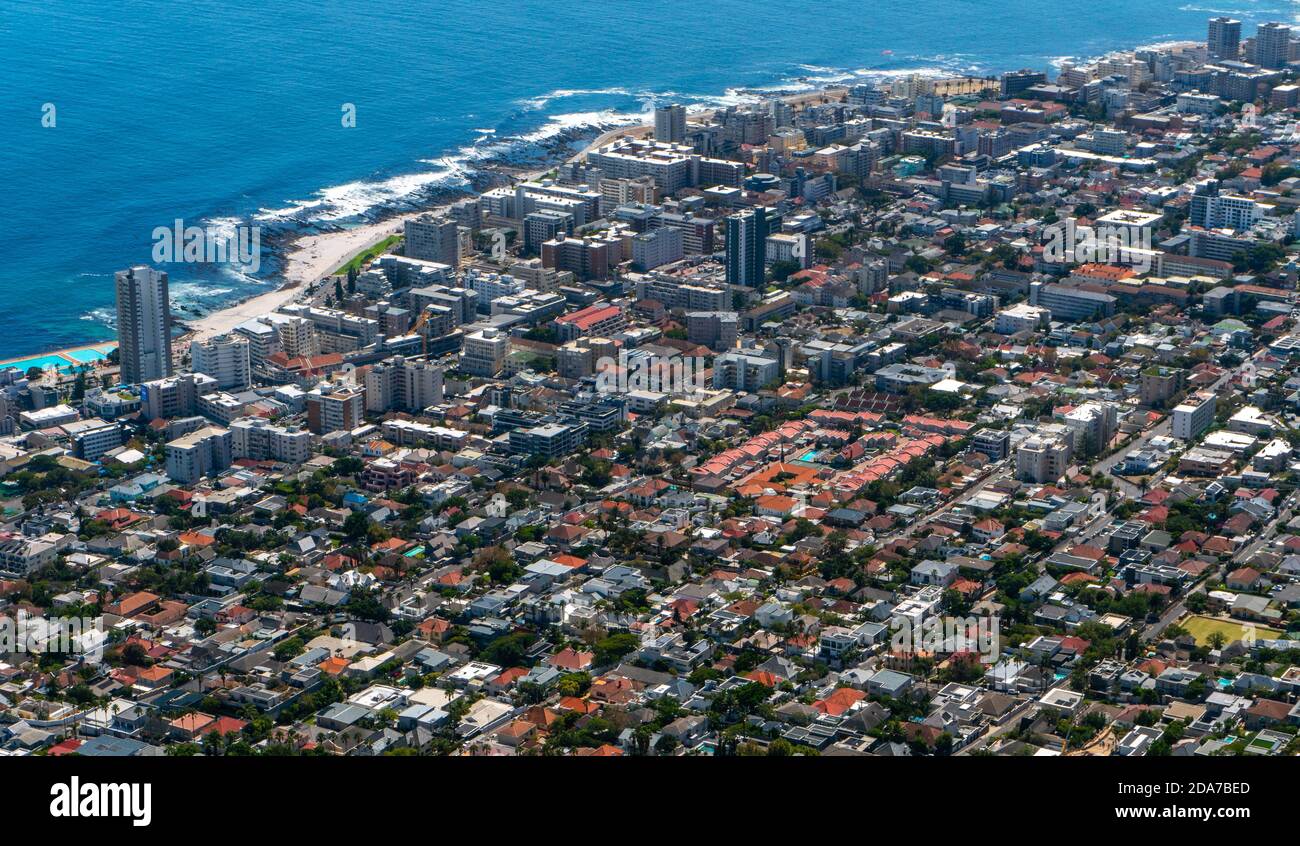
[115,265,173,385]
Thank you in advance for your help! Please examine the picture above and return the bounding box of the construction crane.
[411,305,435,357]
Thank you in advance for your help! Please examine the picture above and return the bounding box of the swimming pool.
[2,354,69,372]
[65,347,112,363]
[0,342,117,373]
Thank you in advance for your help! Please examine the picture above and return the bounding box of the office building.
[115,266,173,385]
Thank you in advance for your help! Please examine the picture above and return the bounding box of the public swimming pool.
[2,354,68,371]
[66,345,115,363]
[0,342,116,373]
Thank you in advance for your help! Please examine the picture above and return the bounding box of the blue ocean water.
[0,0,1283,358]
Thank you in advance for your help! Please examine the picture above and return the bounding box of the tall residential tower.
[1207,16,1241,60]
[653,104,686,144]
[115,265,173,385]
[725,207,774,288]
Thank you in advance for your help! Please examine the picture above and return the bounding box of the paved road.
[957,684,1054,755]
[1095,365,1241,500]
[876,462,1008,546]
[1140,490,1297,643]
[1094,417,1170,499]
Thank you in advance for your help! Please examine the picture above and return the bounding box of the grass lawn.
[331,234,402,276]
[1180,615,1282,646]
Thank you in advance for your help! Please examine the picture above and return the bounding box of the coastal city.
[9,14,1300,767]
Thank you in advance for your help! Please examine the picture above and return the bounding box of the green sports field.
[1180,615,1282,645]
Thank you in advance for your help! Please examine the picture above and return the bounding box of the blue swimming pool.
[0,342,117,373]
[2,354,69,372]
[65,346,112,363]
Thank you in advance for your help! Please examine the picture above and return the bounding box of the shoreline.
[37,77,954,363]
[182,136,617,344]
[184,85,860,343]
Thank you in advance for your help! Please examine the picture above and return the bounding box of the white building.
[164,426,233,484]
[364,356,445,413]
[1172,391,1216,441]
[1015,435,1073,483]
[1062,401,1118,456]
[230,417,312,464]
[190,334,252,391]
[994,304,1050,335]
[1202,195,1267,232]
[631,226,683,271]
[460,328,509,377]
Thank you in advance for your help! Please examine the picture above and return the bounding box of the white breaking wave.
[254,161,472,224]
[1177,5,1289,15]
[233,58,990,259]
[171,283,236,300]
[81,307,115,328]
[514,109,643,144]
[517,87,636,109]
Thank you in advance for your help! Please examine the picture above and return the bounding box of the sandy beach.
[185,85,852,342]
[187,215,414,340]
[187,171,555,341]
